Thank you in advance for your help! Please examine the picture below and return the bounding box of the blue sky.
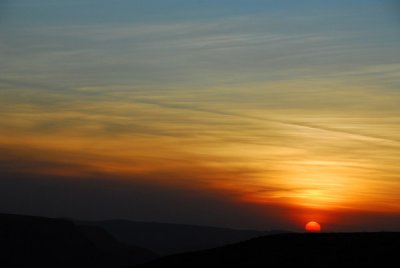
[1,0,399,89]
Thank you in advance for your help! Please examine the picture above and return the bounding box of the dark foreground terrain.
[0,213,158,268]
[2,212,399,268]
[137,232,400,268]
[82,220,278,255]
[0,212,275,267]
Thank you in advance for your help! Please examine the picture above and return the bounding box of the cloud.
[0,143,298,229]
[2,3,398,88]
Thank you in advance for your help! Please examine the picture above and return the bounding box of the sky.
[1,0,400,231]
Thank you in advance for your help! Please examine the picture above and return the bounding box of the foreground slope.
[83,220,279,255]
[136,232,400,268]
[0,213,157,268]
[78,225,158,266]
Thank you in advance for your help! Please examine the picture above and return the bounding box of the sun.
[305,221,321,232]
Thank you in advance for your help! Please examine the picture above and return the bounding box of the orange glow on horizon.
[1,82,400,231]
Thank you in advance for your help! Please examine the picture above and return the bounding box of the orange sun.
[305,221,321,232]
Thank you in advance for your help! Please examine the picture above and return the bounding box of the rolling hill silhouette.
[78,224,158,267]
[4,212,396,268]
[81,220,280,255]
[136,232,400,268]
[0,213,158,267]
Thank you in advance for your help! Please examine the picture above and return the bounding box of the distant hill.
[136,232,400,268]
[0,213,158,268]
[78,224,158,267]
[81,220,282,255]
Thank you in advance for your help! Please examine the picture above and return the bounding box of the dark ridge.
[0,213,158,268]
[0,213,102,267]
[136,232,400,268]
[78,225,158,266]
[81,219,283,255]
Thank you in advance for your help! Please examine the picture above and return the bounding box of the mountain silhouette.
[136,232,400,268]
[81,219,281,255]
[78,225,158,266]
[0,213,158,267]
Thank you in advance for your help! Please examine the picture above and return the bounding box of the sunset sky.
[1,0,400,231]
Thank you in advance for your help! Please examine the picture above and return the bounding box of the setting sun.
[305,221,321,232]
